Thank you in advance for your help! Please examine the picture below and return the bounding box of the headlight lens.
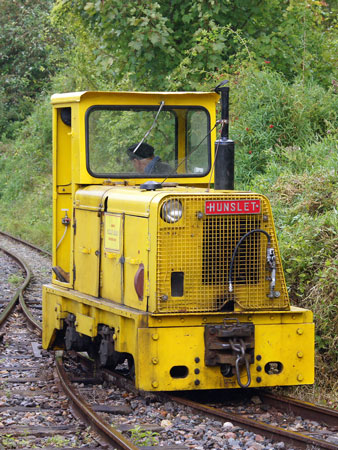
[161,199,183,223]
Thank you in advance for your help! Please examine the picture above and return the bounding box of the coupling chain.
[229,338,251,388]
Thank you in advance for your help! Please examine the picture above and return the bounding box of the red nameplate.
[205,199,261,215]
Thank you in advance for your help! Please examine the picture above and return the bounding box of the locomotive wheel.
[98,338,120,368]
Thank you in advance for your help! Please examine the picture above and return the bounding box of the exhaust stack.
[214,81,234,190]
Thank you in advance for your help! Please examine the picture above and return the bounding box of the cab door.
[123,215,149,312]
[100,212,124,303]
[74,209,101,297]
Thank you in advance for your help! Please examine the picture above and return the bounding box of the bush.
[246,135,338,393]
[0,94,53,249]
[0,0,65,138]
[226,67,338,185]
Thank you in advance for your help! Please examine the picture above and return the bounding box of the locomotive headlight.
[161,199,183,223]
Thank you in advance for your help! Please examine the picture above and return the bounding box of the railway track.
[169,393,338,450]
[0,248,28,325]
[0,232,138,449]
[0,241,98,448]
[1,230,337,449]
[0,230,51,328]
[71,351,338,449]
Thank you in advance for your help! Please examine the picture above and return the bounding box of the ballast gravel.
[2,234,337,449]
[73,375,297,450]
[0,236,103,448]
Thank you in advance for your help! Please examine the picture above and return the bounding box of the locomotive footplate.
[204,319,254,388]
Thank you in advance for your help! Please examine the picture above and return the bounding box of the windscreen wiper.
[132,101,165,155]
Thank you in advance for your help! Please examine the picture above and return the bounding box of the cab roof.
[51,91,220,105]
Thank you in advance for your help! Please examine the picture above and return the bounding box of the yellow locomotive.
[42,86,314,391]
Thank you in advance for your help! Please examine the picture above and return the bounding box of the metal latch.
[205,319,254,388]
[266,246,280,298]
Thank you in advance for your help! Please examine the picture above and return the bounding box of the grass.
[44,435,71,447]
[129,425,159,447]
[0,141,52,251]
[245,139,338,406]
[8,273,24,286]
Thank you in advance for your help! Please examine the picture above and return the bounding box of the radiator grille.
[202,216,261,286]
[156,194,289,313]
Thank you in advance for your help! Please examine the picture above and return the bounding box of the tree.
[0,0,64,136]
[51,0,337,90]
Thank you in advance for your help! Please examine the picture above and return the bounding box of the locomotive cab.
[43,90,314,391]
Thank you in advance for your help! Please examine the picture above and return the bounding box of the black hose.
[228,229,271,292]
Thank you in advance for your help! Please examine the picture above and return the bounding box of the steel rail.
[73,355,338,449]
[260,391,338,428]
[3,233,335,447]
[0,230,51,257]
[0,246,42,334]
[55,352,139,450]
[19,291,42,334]
[0,238,135,448]
[169,395,337,450]
[0,247,32,328]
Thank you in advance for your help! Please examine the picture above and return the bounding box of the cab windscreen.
[86,105,210,178]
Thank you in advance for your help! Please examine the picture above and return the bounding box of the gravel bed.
[0,313,101,448]
[65,353,338,449]
[216,397,338,446]
[0,235,104,448]
[0,234,52,323]
[0,250,24,315]
[66,358,290,450]
[71,381,280,449]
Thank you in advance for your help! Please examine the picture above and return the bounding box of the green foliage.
[0,0,336,138]
[168,26,253,91]
[1,435,17,449]
[50,1,107,92]
[252,0,338,85]
[8,273,24,286]
[0,434,31,449]
[0,129,52,250]
[129,425,159,446]
[45,435,71,447]
[279,184,338,379]
[0,95,52,203]
[0,0,65,138]
[246,137,338,386]
[227,67,338,186]
[51,0,337,91]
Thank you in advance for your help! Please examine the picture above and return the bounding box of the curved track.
[0,230,51,257]
[55,352,138,450]
[0,246,34,330]
[0,244,92,448]
[1,230,337,450]
[0,231,139,450]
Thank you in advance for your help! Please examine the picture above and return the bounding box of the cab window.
[86,105,210,178]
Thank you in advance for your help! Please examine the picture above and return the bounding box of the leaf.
[84,2,94,11]
[149,32,161,45]
[128,40,143,51]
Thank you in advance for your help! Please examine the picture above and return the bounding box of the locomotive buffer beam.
[204,321,254,388]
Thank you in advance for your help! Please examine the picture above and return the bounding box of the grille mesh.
[156,194,289,313]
